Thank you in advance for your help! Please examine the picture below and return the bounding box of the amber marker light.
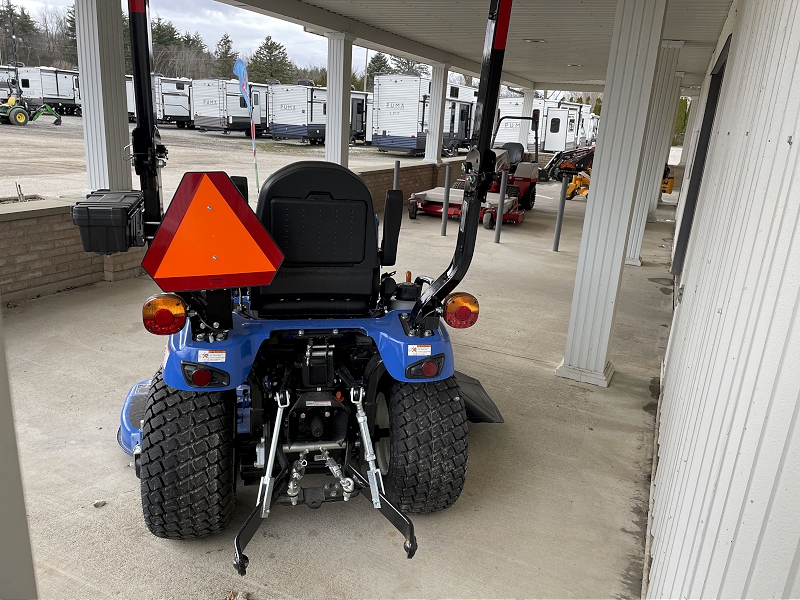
[142,294,188,335]
[443,292,479,328]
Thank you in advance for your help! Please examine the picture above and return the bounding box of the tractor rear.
[72,0,513,577]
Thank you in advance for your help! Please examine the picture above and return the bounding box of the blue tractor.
[73,0,512,576]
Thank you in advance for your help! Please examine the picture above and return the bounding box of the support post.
[555,0,668,387]
[393,160,400,190]
[678,94,699,165]
[553,175,569,251]
[325,32,355,167]
[518,88,537,151]
[648,70,684,219]
[494,170,508,243]
[75,0,132,191]
[625,42,683,266]
[441,164,452,235]
[424,62,449,164]
[0,305,37,600]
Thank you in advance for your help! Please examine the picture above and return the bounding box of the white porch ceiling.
[219,0,732,90]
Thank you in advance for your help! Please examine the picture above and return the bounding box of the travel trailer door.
[544,108,569,152]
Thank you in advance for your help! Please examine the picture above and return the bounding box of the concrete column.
[324,32,355,167]
[75,0,132,191]
[648,71,683,219]
[555,0,668,387]
[424,62,449,164]
[518,88,537,150]
[678,93,699,165]
[626,43,683,266]
[0,306,37,599]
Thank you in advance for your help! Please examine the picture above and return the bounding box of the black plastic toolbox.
[71,190,145,254]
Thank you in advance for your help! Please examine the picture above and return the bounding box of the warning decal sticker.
[408,344,432,357]
[198,350,226,363]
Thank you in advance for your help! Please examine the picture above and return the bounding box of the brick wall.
[0,200,145,303]
[0,160,465,303]
[353,157,464,212]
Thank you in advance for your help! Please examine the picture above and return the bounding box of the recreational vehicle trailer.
[16,66,81,114]
[493,96,546,150]
[270,84,327,143]
[125,75,136,121]
[350,90,373,144]
[154,76,192,127]
[0,65,15,99]
[192,78,271,136]
[372,74,477,156]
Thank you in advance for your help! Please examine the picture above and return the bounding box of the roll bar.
[409,0,514,331]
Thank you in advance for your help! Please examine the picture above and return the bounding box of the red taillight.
[443,292,479,328]
[142,294,187,335]
[191,368,212,386]
[421,361,439,377]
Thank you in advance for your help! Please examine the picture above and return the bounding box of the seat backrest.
[501,142,525,170]
[253,161,379,317]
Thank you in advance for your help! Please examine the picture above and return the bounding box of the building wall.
[649,0,800,597]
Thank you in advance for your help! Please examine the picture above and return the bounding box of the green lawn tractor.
[0,96,62,126]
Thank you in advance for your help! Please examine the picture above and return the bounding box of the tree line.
[0,1,434,90]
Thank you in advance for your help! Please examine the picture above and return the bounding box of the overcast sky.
[16,0,373,72]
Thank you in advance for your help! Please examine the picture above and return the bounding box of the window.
[549,118,561,134]
[253,92,259,106]
[239,96,247,109]
[449,86,459,98]
[21,78,29,88]
[175,82,184,90]
[568,119,575,131]
[323,102,326,115]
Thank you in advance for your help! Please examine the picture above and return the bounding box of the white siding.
[373,75,424,137]
[271,85,311,126]
[650,0,800,597]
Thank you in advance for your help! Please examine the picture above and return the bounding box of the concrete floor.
[3,179,675,599]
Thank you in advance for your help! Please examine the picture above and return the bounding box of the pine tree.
[366,52,392,91]
[673,97,689,145]
[151,16,180,47]
[389,55,429,77]
[593,97,602,115]
[247,35,294,84]
[213,33,238,78]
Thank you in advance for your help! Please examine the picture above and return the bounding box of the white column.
[678,93,699,165]
[555,0,668,387]
[75,0,131,191]
[648,70,683,219]
[324,32,355,167]
[518,88,537,150]
[626,43,683,266]
[424,62,449,164]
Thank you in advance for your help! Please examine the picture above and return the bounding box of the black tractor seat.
[501,142,525,174]
[252,161,380,318]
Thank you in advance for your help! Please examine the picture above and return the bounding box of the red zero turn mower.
[409,140,538,230]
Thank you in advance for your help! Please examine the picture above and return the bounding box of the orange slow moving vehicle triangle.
[142,172,284,291]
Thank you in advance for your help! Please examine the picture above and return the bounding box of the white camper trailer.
[16,67,81,114]
[192,79,271,136]
[0,65,16,99]
[270,84,327,143]
[372,74,477,155]
[154,76,192,127]
[493,96,546,150]
[541,101,583,152]
[125,75,135,121]
[350,90,373,144]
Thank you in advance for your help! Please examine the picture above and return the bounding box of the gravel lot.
[0,115,427,201]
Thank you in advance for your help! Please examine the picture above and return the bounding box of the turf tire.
[140,371,236,539]
[383,377,468,513]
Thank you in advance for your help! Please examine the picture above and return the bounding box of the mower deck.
[410,187,524,224]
